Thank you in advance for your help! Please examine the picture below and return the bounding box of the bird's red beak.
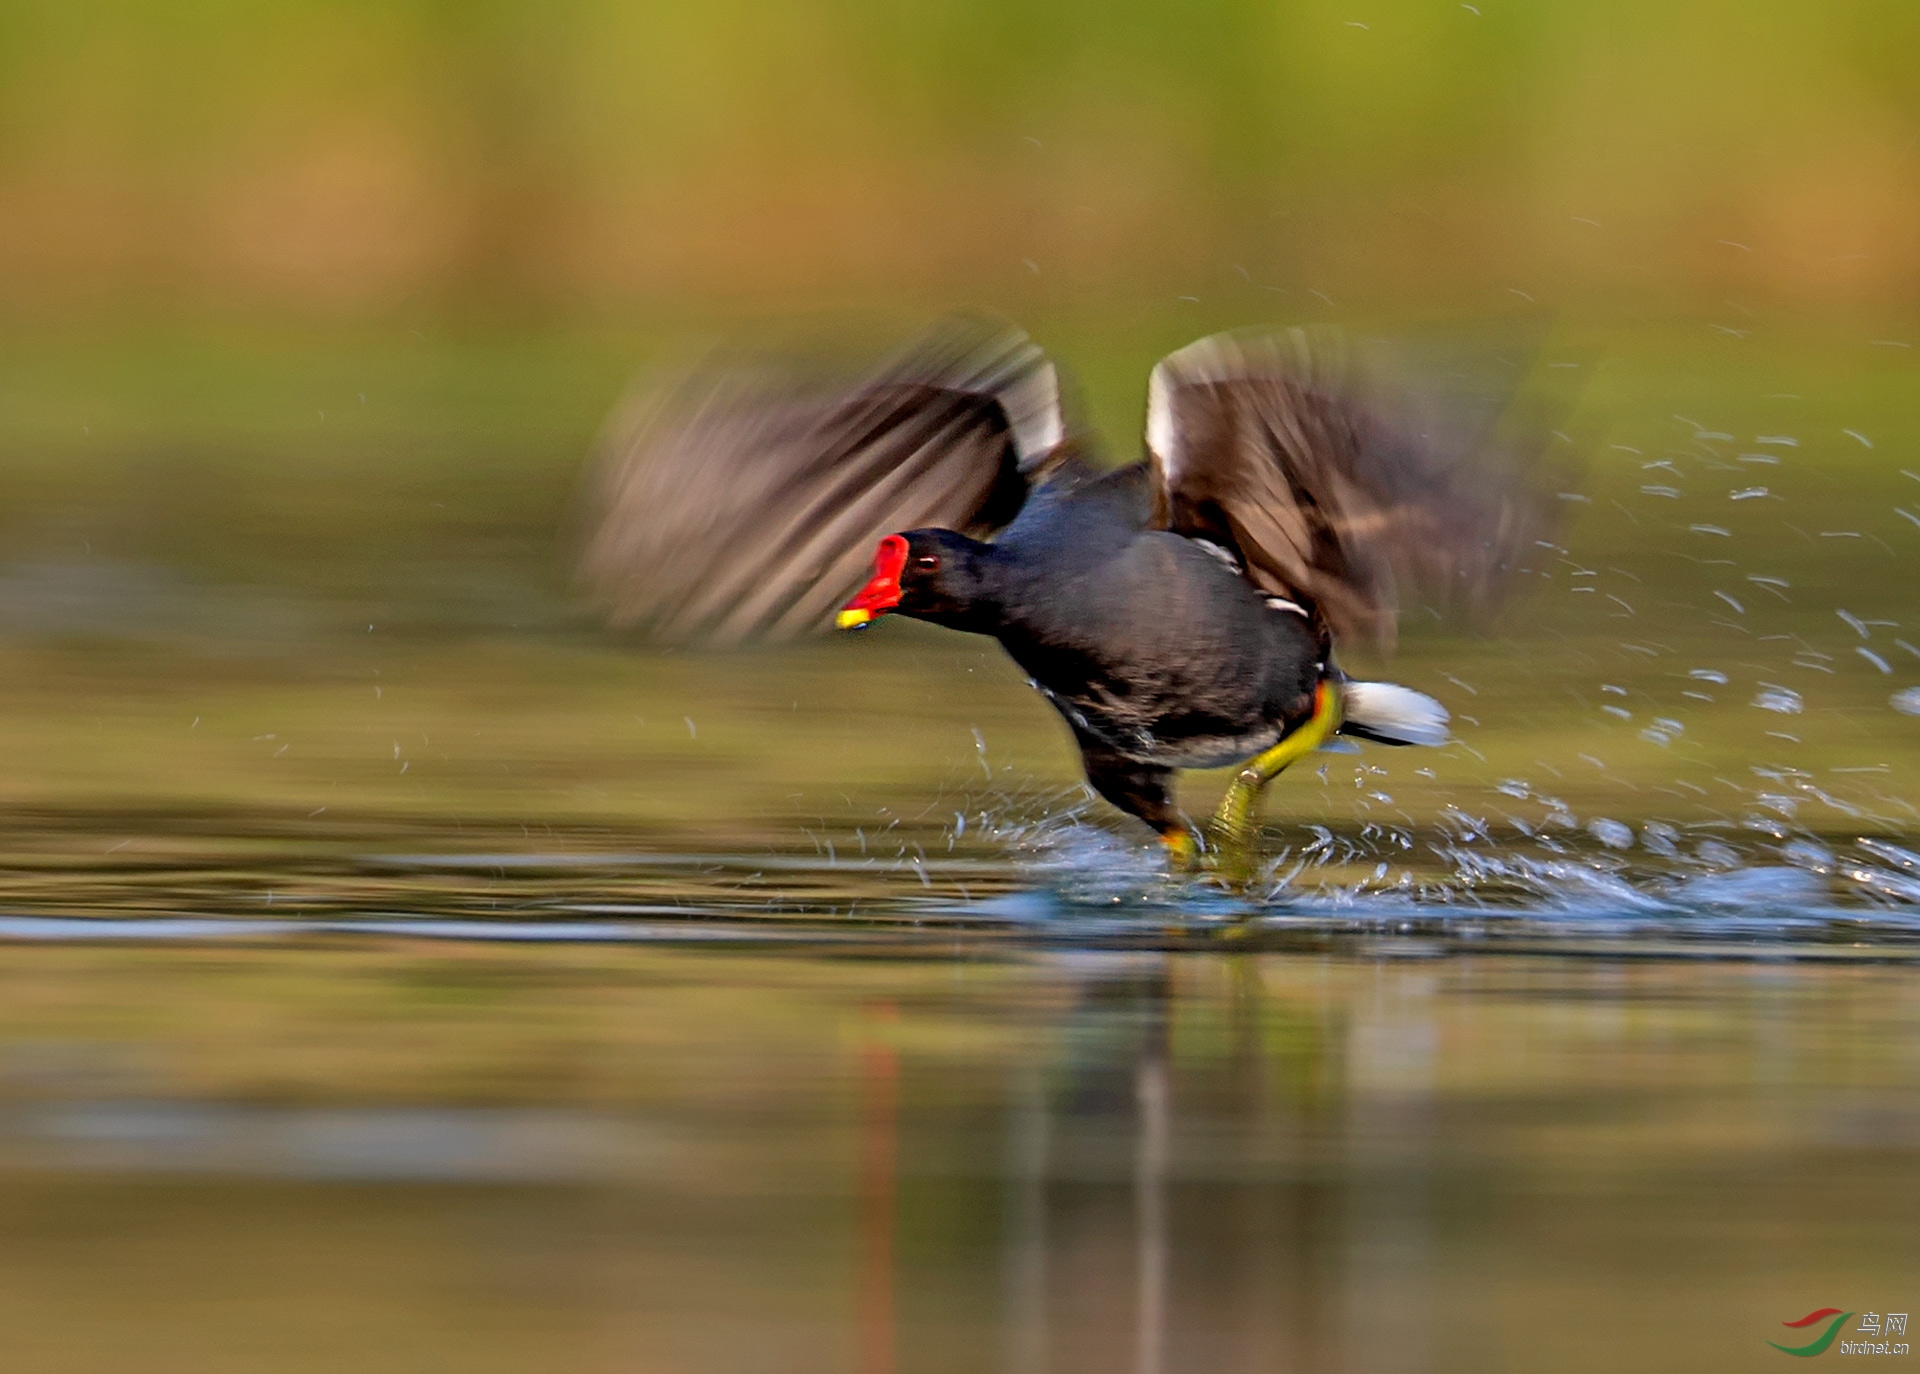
[836,534,909,630]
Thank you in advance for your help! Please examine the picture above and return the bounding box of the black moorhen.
[578,319,1567,865]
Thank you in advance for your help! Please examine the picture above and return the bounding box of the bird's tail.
[1338,681,1450,747]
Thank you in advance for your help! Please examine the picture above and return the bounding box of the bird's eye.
[914,554,940,571]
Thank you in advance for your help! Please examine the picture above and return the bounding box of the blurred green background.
[0,0,1915,858]
[2,0,1918,321]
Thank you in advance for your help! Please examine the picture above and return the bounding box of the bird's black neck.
[895,533,1006,636]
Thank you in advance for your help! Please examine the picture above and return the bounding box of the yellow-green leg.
[1207,682,1342,882]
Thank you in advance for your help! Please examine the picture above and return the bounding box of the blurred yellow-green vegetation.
[2,0,1918,320]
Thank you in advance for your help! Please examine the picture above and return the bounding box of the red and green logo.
[1770,1309,1853,1357]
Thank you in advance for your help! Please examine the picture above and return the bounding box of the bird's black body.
[889,461,1327,839]
[580,317,1570,857]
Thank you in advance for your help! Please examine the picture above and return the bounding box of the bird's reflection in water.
[0,945,1914,1373]
[982,956,1436,1374]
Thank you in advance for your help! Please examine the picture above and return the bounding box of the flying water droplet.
[1587,818,1633,849]
[1696,839,1740,868]
[1781,838,1832,871]
[1642,822,1680,857]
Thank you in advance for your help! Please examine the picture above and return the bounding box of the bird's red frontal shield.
[836,535,909,629]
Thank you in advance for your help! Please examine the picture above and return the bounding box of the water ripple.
[0,793,1916,953]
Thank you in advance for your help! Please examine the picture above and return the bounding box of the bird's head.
[836,529,995,632]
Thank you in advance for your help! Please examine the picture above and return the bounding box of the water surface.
[0,320,1917,1370]
[0,942,1914,1372]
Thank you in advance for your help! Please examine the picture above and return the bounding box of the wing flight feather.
[576,320,1063,644]
[1145,325,1573,650]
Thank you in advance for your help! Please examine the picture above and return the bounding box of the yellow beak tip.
[835,609,872,630]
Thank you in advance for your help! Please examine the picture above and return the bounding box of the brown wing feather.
[1145,325,1574,651]
[576,320,1063,644]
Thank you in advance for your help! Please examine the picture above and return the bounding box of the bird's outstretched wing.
[576,319,1066,644]
[1144,324,1576,651]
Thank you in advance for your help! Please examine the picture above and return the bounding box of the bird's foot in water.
[1199,683,1344,890]
[1164,824,1261,897]
[1161,819,1259,891]
[1158,825,1206,873]
[1208,768,1264,858]
[1201,800,1264,891]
